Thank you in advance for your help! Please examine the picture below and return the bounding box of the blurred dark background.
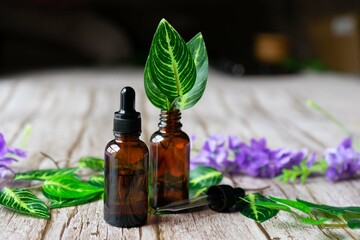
[1,0,360,75]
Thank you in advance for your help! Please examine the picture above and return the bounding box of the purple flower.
[236,138,271,176]
[191,135,308,178]
[0,133,27,178]
[306,152,317,168]
[239,139,307,178]
[324,137,360,181]
[191,134,228,170]
[191,135,245,174]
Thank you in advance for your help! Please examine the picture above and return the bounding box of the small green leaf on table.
[78,157,104,171]
[296,198,345,216]
[269,196,311,214]
[42,174,103,199]
[42,190,101,209]
[348,219,360,229]
[88,175,104,188]
[14,168,78,181]
[190,166,223,188]
[253,201,293,213]
[189,186,208,199]
[240,193,279,223]
[0,187,50,219]
[342,206,360,214]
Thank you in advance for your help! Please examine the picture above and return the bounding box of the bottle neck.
[114,133,140,142]
[159,109,182,133]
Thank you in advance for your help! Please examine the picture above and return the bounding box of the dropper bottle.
[104,86,149,228]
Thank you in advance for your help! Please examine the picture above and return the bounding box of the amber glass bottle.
[149,109,190,209]
[104,87,148,228]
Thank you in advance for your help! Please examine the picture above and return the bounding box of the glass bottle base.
[104,213,147,228]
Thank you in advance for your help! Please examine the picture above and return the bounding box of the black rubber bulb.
[207,185,245,212]
[120,86,136,114]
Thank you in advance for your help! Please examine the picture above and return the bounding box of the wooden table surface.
[0,68,359,240]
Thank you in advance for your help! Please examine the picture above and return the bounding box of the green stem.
[19,124,32,148]
[289,210,304,220]
[25,184,44,190]
[320,223,348,228]
[307,100,352,136]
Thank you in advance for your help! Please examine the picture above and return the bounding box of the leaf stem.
[40,152,60,169]
[320,223,348,228]
[25,184,44,190]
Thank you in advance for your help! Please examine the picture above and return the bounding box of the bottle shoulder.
[105,138,149,153]
[150,130,190,143]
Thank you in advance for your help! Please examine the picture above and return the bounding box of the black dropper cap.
[207,185,245,212]
[113,86,141,134]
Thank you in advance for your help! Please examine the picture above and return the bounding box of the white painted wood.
[0,68,359,239]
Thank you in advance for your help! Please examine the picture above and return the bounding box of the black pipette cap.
[113,86,141,134]
[207,185,245,212]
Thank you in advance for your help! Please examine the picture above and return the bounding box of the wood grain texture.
[0,68,359,239]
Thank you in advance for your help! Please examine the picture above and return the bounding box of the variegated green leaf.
[0,187,50,219]
[189,186,208,199]
[42,174,103,199]
[176,33,208,110]
[144,58,170,110]
[269,196,311,214]
[88,175,104,188]
[190,166,223,188]
[239,193,278,223]
[146,18,196,102]
[253,200,293,213]
[78,157,104,171]
[14,167,78,181]
[43,190,101,209]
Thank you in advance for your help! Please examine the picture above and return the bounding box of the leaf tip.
[159,18,170,28]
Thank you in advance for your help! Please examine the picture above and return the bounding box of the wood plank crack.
[256,222,271,240]
[66,207,78,227]
[39,219,51,240]
[343,229,357,240]
[59,223,67,240]
[155,222,161,240]
[139,226,143,240]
